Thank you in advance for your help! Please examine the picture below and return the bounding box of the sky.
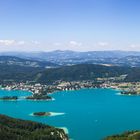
[0,0,140,52]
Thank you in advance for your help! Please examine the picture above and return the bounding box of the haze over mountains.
[0,50,140,67]
[0,56,57,68]
[0,50,139,83]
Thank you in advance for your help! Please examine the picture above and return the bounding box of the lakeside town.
[1,77,140,100]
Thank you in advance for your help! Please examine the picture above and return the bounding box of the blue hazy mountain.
[0,56,58,68]
[1,50,140,66]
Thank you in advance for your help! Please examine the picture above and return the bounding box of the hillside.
[0,63,139,83]
[0,114,68,140]
[0,56,57,68]
[0,64,43,83]
[2,51,140,66]
[2,54,140,68]
[37,64,133,83]
[104,131,140,140]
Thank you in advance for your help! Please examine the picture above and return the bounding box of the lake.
[0,88,140,140]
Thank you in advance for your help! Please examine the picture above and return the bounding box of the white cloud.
[31,40,40,45]
[17,41,26,45]
[0,40,41,47]
[0,40,42,52]
[69,41,82,46]
[53,42,62,46]
[0,40,16,46]
[130,44,137,48]
[126,44,140,51]
[98,42,109,47]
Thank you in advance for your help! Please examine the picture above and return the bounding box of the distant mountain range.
[1,50,140,67]
[0,51,140,83]
[0,56,58,68]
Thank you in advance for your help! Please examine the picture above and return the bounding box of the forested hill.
[0,114,68,140]
[0,64,43,83]
[37,64,133,83]
[33,64,140,83]
[0,63,139,83]
[104,131,140,140]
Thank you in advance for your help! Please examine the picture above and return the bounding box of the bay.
[0,88,140,140]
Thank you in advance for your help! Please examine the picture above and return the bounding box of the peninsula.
[0,114,68,140]
[104,131,140,140]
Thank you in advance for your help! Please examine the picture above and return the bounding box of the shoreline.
[1,86,137,99]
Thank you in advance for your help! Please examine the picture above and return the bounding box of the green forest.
[0,114,68,140]
[0,63,139,83]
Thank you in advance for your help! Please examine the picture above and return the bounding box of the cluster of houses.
[1,81,99,95]
[1,83,47,95]
[1,80,140,95]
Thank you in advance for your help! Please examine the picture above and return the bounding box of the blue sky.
[0,0,140,51]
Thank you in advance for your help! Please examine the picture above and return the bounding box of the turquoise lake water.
[0,88,140,140]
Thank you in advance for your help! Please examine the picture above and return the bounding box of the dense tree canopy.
[0,114,68,140]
